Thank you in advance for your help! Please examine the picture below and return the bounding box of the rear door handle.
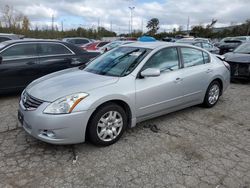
[26,61,35,65]
[206,69,213,73]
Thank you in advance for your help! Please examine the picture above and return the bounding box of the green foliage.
[0,26,116,40]
[146,18,160,36]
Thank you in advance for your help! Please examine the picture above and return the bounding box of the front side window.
[181,48,204,67]
[143,47,179,72]
[0,43,37,60]
[193,42,202,48]
[38,43,72,56]
[85,47,150,77]
[202,43,213,49]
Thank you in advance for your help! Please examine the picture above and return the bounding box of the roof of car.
[123,41,180,49]
[2,39,65,45]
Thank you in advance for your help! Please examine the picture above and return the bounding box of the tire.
[87,103,127,146]
[203,81,221,108]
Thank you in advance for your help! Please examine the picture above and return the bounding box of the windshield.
[234,43,250,54]
[84,47,151,77]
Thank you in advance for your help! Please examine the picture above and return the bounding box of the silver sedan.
[18,42,230,146]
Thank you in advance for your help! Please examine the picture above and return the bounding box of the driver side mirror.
[141,68,160,78]
[0,56,2,64]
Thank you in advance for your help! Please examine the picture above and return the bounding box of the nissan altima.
[18,42,230,146]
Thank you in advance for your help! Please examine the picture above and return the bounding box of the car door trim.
[139,90,202,110]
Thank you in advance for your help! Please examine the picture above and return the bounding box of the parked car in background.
[176,39,219,54]
[194,38,212,43]
[99,40,135,53]
[62,37,93,47]
[0,33,23,43]
[0,39,100,93]
[82,41,109,52]
[216,37,244,55]
[224,42,250,80]
[18,42,230,145]
[162,37,176,42]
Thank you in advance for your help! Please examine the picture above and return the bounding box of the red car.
[82,41,109,52]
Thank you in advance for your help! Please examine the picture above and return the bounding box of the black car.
[217,37,243,55]
[0,39,100,93]
[224,42,250,80]
[62,37,93,47]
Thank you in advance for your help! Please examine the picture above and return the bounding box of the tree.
[22,16,30,32]
[2,5,24,29]
[146,18,160,36]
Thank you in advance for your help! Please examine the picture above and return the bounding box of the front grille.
[22,92,43,110]
[227,62,250,77]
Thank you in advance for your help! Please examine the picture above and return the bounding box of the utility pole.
[187,16,190,36]
[110,20,113,32]
[141,19,143,33]
[61,20,64,32]
[52,14,54,31]
[129,6,135,36]
[97,18,100,32]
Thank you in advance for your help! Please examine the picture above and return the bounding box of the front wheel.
[203,81,221,108]
[87,103,127,146]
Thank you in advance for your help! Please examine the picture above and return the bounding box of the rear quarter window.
[181,47,210,67]
[38,43,73,56]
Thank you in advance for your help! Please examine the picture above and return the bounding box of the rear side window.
[73,39,89,45]
[0,37,11,42]
[38,43,72,56]
[0,43,37,60]
[181,48,205,67]
[143,47,179,72]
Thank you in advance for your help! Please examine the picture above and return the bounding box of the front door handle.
[174,77,183,83]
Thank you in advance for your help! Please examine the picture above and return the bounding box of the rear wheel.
[87,103,127,146]
[203,81,221,108]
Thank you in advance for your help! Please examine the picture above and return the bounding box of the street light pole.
[129,6,135,36]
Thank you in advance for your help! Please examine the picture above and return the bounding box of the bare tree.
[2,5,24,29]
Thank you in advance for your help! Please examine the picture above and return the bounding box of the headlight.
[43,93,88,114]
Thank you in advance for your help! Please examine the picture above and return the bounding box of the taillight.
[223,61,230,71]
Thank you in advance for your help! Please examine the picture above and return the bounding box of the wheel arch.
[85,98,134,140]
[211,77,223,95]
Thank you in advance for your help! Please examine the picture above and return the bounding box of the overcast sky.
[1,0,250,33]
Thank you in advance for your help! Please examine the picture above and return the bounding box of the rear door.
[37,42,76,78]
[0,43,39,91]
[178,47,212,103]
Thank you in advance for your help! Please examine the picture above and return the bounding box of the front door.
[135,47,184,118]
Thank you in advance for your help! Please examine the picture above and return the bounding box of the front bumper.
[228,62,250,79]
[18,100,94,144]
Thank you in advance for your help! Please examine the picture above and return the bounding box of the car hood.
[224,52,250,63]
[26,68,119,102]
